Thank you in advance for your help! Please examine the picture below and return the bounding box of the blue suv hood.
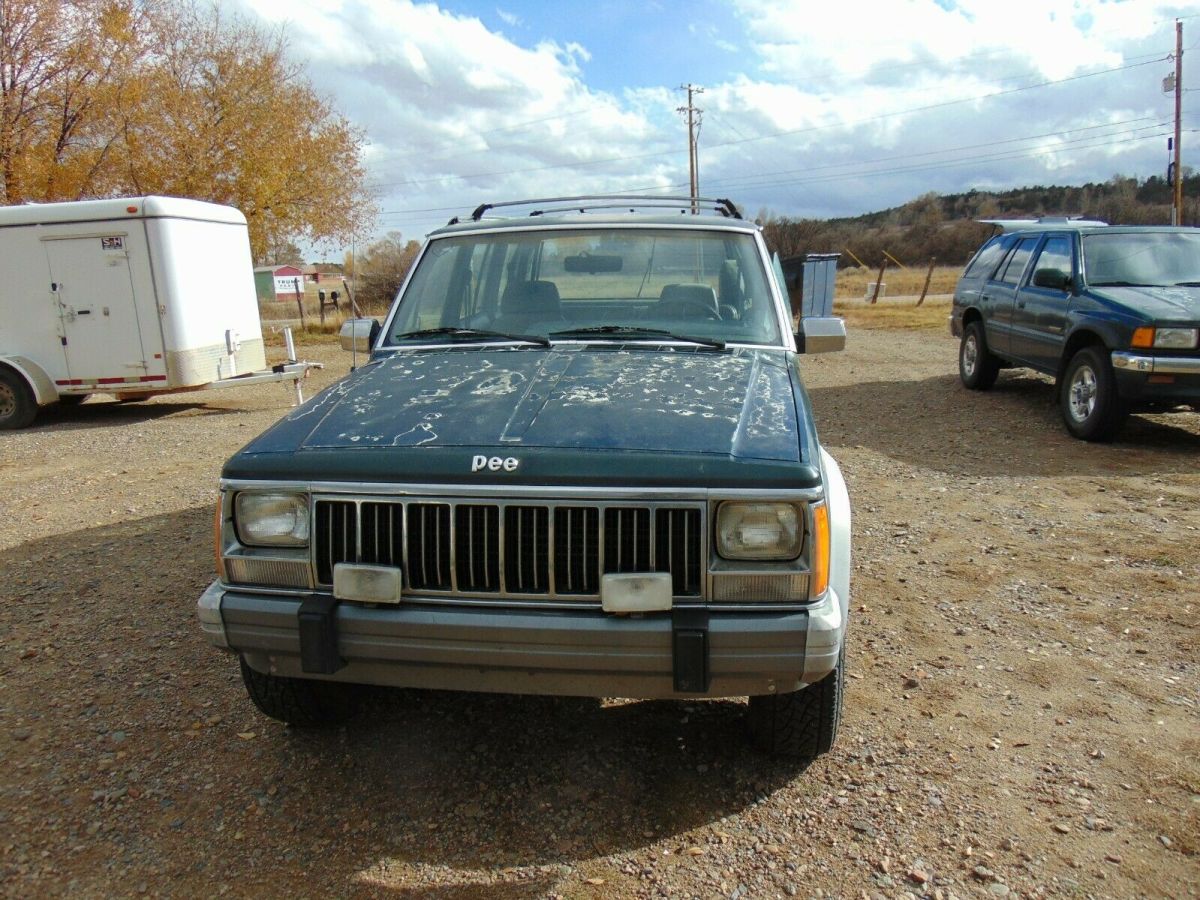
[1091,284,1200,320]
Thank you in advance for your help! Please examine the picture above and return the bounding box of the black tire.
[959,320,1000,390]
[748,650,844,760]
[1060,346,1127,441]
[57,393,91,406]
[0,368,37,430]
[239,657,358,727]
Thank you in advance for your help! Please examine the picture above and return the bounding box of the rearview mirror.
[795,316,847,354]
[339,317,381,352]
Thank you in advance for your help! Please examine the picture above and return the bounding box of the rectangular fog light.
[712,574,809,603]
[601,572,673,613]
[334,563,403,604]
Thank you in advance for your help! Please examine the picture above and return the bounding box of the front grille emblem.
[471,454,519,473]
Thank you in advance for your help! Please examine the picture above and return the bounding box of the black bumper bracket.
[671,608,710,693]
[298,595,345,674]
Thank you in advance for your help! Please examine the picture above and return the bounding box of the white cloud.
[235,0,1185,247]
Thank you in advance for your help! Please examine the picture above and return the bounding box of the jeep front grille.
[313,498,704,601]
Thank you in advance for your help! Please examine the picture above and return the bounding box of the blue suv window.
[997,237,1038,285]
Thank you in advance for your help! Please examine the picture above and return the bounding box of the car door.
[1009,233,1075,372]
[980,235,1039,357]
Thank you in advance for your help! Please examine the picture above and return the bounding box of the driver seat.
[658,283,719,317]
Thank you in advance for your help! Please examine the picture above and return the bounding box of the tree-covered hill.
[761,174,1200,269]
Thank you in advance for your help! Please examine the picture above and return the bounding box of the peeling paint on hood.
[275,346,801,462]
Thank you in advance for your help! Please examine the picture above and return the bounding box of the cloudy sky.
[236,0,1196,248]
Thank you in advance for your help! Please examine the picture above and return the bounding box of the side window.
[1031,235,1072,280]
[963,238,1007,279]
[997,237,1038,285]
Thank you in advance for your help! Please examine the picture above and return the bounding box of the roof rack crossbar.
[449,195,743,225]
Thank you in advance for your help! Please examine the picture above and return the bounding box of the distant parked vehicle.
[950,221,1200,441]
[0,196,317,429]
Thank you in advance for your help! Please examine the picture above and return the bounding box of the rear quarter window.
[962,238,1007,279]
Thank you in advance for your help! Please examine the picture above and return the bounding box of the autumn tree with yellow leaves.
[0,0,373,259]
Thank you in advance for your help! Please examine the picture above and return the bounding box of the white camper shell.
[0,196,317,429]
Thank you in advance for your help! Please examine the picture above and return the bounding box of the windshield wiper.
[1088,281,1155,287]
[394,327,549,347]
[549,325,725,349]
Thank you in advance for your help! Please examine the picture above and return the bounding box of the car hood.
[245,345,802,462]
[1091,284,1200,320]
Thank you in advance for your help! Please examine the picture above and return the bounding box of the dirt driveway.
[1,329,1197,898]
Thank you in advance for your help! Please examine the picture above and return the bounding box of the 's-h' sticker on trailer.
[101,236,124,250]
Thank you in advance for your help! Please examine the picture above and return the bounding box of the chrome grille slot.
[656,508,702,596]
[505,506,550,594]
[456,505,500,592]
[407,503,451,590]
[312,496,707,604]
[315,500,356,584]
[604,507,651,573]
[554,506,599,595]
[360,502,403,568]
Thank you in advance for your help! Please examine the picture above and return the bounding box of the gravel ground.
[1,329,1197,899]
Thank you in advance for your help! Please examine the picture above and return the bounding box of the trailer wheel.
[0,368,37,430]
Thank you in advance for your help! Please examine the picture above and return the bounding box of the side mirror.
[1032,267,1071,290]
[795,316,847,354]
[339,317,381,352]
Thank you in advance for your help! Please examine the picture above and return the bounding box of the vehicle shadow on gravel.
[808,373,1200,477]
[1,506,810,896]
[27,399,239,430]
[272,688,808,877]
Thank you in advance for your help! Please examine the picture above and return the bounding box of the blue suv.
[951,222,1200,440]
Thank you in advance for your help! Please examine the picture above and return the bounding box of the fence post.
[917,257,936,307]
[870,260,886,304]
[293,278,306,328]
[342,277,361,318]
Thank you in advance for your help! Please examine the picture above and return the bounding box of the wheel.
[959,320,999,390]
[0,368,37,430]
[57,393,91,406]
[239,657,358,727]
[747,649,844,760]
[1060,346,1127,441]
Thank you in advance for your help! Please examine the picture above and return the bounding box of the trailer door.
[43,235,153,383]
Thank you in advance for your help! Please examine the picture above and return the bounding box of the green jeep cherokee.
[197,196,851,759]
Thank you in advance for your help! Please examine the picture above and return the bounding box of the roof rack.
[979,216,1108,233]
[447,195,743,225]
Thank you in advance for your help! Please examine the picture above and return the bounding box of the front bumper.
[197,581,844,699]
[1111,351,1200,404]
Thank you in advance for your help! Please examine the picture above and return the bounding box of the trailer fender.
[0,357,57,406]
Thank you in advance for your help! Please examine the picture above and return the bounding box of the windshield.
[385,227,782,346]
[1082,232,1200,286]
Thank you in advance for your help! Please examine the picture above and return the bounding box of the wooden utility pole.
[678,84,704,211]
[1172,19,1184,225]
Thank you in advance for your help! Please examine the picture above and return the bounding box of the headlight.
[1153,327,1199,350]
[715,502,803,560]
[235,492,310,547]
[1132,327,1199,350]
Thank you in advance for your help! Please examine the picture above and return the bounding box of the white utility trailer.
[0,195,318,429]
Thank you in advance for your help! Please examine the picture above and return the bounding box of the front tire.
[748,650,844,760]
[0,369,37,430]
[959,320,1000,390]
[239,658,358,727]
[1060,346,1127,441]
